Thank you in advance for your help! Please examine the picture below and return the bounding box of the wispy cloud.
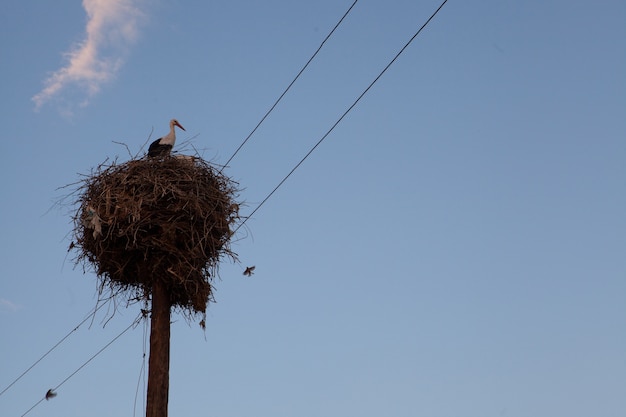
[32,0,144,111]
[0,298,21,312]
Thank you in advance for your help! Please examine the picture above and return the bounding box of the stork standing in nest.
[148,119,186,157]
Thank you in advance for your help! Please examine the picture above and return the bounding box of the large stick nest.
[71,155,241,315]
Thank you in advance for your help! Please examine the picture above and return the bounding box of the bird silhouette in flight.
[45,389,57,400]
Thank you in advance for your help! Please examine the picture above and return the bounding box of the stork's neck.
[160,125,177,146]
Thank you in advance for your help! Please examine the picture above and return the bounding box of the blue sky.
[1,0,625,416]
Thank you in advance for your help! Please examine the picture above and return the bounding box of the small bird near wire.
[45,389,57,400]
[243,266,255,276]
[148,119,185,157]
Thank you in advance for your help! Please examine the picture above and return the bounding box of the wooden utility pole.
[146,279,171,417]
[74,156,241,417]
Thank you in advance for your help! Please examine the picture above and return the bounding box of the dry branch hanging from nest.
[72,155,241,316]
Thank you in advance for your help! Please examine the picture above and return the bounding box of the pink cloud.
[32,0,143,110]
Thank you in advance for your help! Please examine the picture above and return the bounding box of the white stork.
[148,119,185,157]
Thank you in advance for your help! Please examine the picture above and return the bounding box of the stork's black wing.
[148,139,172,157]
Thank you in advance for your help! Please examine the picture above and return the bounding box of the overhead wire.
[19,313,142,417]
[234,0,449,234]
[221,0,360,170]
[0,302,107,397]
[133,307,149,417]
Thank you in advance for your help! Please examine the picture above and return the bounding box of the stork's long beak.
[175,121,186,131]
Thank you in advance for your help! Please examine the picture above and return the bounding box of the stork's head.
[170,119,186,131]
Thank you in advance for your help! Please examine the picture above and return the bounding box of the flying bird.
[148,119,186,157]
[243,266,255,276]
[45,389,57,400]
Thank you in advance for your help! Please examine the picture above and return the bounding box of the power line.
[0,303,107,398]
[20,313,142,417]
[133,310,149,417]
[221,0,360,170]
[235,0,449,233]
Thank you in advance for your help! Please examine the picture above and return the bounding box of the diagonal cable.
[19,313,142,417]
[0,303,106,397]
[221,0,359,170]
[234,0,449,233]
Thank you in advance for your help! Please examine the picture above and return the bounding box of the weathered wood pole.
[146,279,171,417]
